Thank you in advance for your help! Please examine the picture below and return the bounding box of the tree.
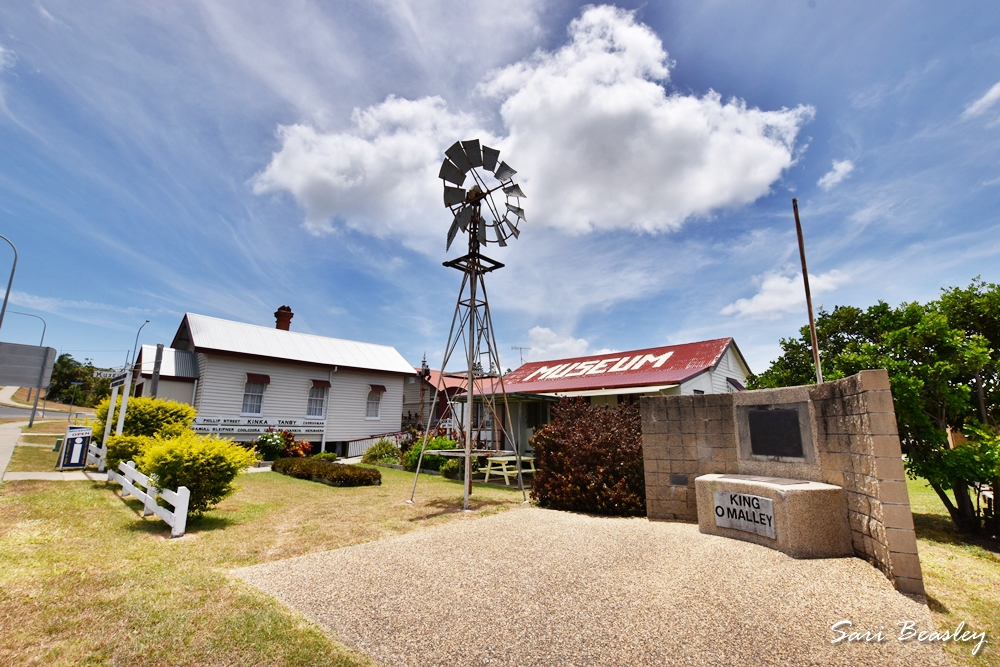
[46,354,112,408]
[750,282,998,535]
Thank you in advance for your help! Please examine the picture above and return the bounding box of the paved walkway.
[236,508,945,667]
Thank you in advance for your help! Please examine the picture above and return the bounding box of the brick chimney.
[274,305,294,331]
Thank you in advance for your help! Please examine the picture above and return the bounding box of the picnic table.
[482,455,536,486]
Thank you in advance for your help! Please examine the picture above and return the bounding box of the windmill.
[408,139,527,510]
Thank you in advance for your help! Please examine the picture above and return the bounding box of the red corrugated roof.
[415,368,467,393]
[501,338,735,395]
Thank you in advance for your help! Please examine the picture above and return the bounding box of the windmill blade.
[505,215,520,239]
[494,161,517,182]
[446,217,461,251]
[503,183,526,198]
[457,206,473,231]
[496,222,508,247]
[443,186,466,207]
[506,202,526,221]
[445,141,473,172]
[481,145,500,172]
[439,159,466,186]
[462,139,483,168]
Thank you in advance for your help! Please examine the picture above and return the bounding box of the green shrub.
[312,452,338,462]
[361,438,401,464]
[94,395,197,437]
[530,398,645,516]
[136,431,258,517]
[105,434,155,471]
[272,458,381,486]
[440,458,461,479]
[253,431,285,460]
[402,436,458,471]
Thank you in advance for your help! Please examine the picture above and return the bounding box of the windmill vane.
[439,139,525,252]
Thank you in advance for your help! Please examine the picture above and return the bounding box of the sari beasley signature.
[831,620,987,655]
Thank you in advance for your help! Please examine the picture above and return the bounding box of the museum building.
[131,307,414,455]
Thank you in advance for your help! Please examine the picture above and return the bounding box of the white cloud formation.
[253,5,814,246]
[0,44,14,71]
[524,326,590,361]
[962,81,1000,119]
[720,270,849,320]
[817,159,854,190]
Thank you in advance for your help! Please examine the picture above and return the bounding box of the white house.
[133,307,415,456]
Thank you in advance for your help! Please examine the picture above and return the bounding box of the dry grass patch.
[10,420,77,434]
[908,477,1000,666]
[5,446,58,472]
[19,435,59,446]
[0,467,525,665]
[10,387,88,413]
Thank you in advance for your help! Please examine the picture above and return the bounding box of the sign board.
[748,408,804,458]
[58,426,93,470]
[713,491,776,539]
[109,373,129,388]
[93,369,126,379]
[0,342,57,387]
[192,416,327,437]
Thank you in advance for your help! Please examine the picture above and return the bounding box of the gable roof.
[171,312,414,375]
[502,338,746,395]
[135,344,199,379]
[415,367,467,393]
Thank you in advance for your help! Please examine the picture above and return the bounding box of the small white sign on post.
[713,491,776,539]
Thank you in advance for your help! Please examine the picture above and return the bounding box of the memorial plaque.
[747,408,803,458]
[713,490,776,538]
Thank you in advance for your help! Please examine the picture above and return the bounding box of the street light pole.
[68,381,83,423]
[9,310,49,427]
[0,234,17,333]
[115,319,149,437]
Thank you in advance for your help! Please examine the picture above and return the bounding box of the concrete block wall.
[640,369,924,596]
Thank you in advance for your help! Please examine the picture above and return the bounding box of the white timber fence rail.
[86,440,107,472]
[108,461,190,538]
[346,431,408,458]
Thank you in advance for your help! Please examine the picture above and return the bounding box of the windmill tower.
[409,139,527,510]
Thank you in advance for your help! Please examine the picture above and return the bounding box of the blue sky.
[1,1,998,374]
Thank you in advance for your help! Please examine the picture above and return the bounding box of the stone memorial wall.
[640,369,924,595]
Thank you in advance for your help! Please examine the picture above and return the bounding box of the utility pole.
[792,198,823,384]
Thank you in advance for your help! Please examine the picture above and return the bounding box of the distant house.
[132,307,414,456]
[471,337,751,452]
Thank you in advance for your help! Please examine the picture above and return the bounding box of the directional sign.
[109,373,129,388]
[93,370,118,379]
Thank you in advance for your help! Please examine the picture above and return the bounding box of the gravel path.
[234,507,945,667]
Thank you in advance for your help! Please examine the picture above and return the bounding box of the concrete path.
[236,508,946,667]
[0,421,21,477]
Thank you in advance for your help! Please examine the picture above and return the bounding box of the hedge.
[530,398,645,516]
[272,458,382,487]
[402,436,457,471]
[94,395,197,437]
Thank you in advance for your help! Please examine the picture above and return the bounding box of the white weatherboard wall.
[193,354,404,442]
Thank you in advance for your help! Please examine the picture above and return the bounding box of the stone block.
[847,433,873,455]
[874,456,906,482]
[890,552,923,580]
[822,470,845,487]
[893,576,925,596]
[821,452,851,472]
[857,369,891,392]
[698,461,720,475]
[878,480,910,506]
[886,527,919,554]
[666,421,682,435]
[851,530,865,554]
[864,390,895,414]
[695,419,708,436]
[707,405,722,421]
[871,520,887,547]
[694,403,708,420]
[848,510,869,534]
[872,435,902,459]
[695,474,852,559]
[682,434,697,448]
[868,411,900,436]
[847,492,870,516]
[695,445,713,462]
[882,503,915,530]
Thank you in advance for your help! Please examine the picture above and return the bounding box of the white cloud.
[254,5,814,245]
[817,159,854,190]
[524,326,590,361]
[0,44,15,71]
[720,270,849,320]
[962,81,1000,119]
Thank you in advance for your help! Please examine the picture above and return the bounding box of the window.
[242,383,265,415]
[366,391,382,419]
[307,386,327,417]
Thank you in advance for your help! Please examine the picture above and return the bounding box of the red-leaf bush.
[530,398,645,516]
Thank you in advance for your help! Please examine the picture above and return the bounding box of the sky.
[1,1,999,375]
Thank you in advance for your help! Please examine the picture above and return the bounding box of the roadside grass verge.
[5,446,59,472]
[908,477,999,666]
[19,435,59,446]
[0,467,525,665]
[10,387,89,413]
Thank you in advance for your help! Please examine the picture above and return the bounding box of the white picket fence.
[107,461,190,538]
[86,441,107,472]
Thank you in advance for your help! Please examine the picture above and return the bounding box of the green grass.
[19,435,59,446]
[907,477,1000,666]
[5,446,59,472]
[0,467,525,665]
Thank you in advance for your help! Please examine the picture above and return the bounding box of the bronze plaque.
[748,408,803,458]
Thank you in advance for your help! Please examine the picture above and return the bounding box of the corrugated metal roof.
[177,313,415,375]
[502,338,737,395]
[136,344,199,379]
[416,368,467,392]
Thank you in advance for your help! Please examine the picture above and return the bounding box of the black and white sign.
[192,416,327,437]
[59,426,93,469]
[713,491,776,539]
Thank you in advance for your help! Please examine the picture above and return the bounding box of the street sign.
[110,373,128,388]
[93,370,118,379]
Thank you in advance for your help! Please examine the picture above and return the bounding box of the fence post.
[142,478,157,517]
[171,487,189,538]
[121,461,134,498]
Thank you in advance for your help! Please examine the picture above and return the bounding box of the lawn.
[908,477,1000,666]
[19,435,59,447]
[0,467,526,666]
[10,387,91,414]
[5,446,58,472]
